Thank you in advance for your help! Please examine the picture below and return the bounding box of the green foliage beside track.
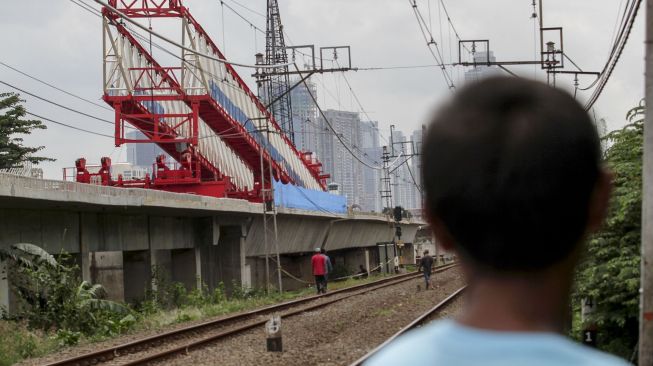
[573,102,644,359]
[0,245,391,365]
[0,92,53,170]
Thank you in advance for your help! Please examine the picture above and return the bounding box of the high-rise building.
[390,129,413,210]
[464,51,502,83]
[290,77,320,154]
[126,130,166,171]
[410,128,424,211]
[359,120,382,212]
[317,110,363,207]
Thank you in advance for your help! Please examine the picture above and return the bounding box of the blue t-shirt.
[366,320,631,366]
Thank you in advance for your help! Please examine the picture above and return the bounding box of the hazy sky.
[0,0,645,178]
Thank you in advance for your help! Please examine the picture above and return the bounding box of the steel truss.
[84,0,329,199]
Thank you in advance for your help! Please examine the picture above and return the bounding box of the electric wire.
[0,80,119,127]
[69,0,102,16]
[0,60,112,112]
[25,111,114,139]
[584,0,642,110]
[335,61,389,144]
[0,78,245,141]
[408,0,456,90]
[294,64,382,171]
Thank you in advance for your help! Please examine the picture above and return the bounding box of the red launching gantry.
[71,0,329,200]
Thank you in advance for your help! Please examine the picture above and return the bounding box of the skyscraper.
[317,110,363,207]
[290,77,320,154]
[126,130,166,170]
[359,120,383,212]
[410,128,424,210]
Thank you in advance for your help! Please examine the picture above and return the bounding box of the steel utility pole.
[264,0,294,143]
[640,1,653,364]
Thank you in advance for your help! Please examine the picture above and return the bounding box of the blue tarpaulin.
[274,181,347,214]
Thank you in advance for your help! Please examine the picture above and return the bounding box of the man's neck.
[456,266,573,333]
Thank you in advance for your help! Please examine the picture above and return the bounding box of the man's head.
[424,250,429,255]
[422,77,610,273]
[315,247,321,254]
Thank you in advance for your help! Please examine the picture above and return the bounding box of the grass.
[1,273,395,364]
[134,274,389,331]
[373,308,395,317]
[0,321,58,366]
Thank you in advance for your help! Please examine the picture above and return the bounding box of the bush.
[1,244,133,344]
[573,103,643,360]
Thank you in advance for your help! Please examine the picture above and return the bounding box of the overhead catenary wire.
[584,0,642,110]
[408,0,456,90]
[294,65,382,171]
[220,0,456,73]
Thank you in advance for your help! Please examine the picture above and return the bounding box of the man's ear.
[425,205,456,252]
[586,168,613,233]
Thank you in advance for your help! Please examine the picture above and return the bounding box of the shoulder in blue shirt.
[365,320,631,366]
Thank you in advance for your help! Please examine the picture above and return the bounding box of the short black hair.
[422,77,601,272]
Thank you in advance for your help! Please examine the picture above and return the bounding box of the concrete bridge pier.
[199,218,248,294]
[0,260,8,313]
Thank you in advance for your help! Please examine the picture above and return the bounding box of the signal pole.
[640,1,653,364]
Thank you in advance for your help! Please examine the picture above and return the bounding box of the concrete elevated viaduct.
[0,173,422,311]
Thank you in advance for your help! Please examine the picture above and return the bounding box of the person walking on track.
[311,247,327,294]
[418,249,434,289]
[367,77,630,366]
[321,248,333,291]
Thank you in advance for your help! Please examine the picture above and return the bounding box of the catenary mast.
[265,0,294,143]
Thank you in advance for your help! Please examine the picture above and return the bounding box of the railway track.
[45,263,458,366]
[350,285,467,366]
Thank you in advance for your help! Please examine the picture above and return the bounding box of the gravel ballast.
[157,268,464,366]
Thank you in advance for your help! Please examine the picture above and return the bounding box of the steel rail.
[349,285,467,366]
[45,263,458,366]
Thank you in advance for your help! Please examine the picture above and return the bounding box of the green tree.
[0,92,53,170]
[574,101,644,359]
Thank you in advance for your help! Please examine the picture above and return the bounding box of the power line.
[226,0,266,18]
[336,64,389,144]
[406,162,422,194]
[584,0,642,110]
[69,0,102,16]
[408,0,456,90]
[0,80,118,127]
[25,111,114,139]
[0,60,112,112]
[294,65,382,170]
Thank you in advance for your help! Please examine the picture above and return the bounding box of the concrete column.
[365,249,371,277]
[92,251,125,302]
[123,250,150,303]
[79,213,91,283]
[0,260,9,314]
[195,247,202,290]
[79,252,92,283]
[212,216,221,246]
[240,223,251,288]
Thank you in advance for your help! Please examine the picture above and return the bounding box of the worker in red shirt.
[311,247,327,294]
